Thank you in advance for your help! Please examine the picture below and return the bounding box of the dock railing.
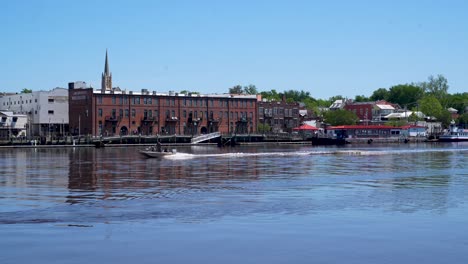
[191,132,221,144]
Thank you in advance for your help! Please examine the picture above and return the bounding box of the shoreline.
[0,137,448,149]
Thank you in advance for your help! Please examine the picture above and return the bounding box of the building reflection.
[66,147,261,204]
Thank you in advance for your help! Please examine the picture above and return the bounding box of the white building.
[0,87,69,137]
[0,111,27,140]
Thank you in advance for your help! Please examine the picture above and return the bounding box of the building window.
[98,109,103,117]
[112,96,116,104]
[125,109,129,117]
[131,109,136,117]
[97,96,102,104]
[119,109,123,117]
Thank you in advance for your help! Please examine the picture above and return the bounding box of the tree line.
[229,74,468,127]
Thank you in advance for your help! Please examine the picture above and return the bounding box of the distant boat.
[139,146,177,158]
[439,121,468,142]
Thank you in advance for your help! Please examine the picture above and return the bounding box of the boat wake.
[164,148,468,160]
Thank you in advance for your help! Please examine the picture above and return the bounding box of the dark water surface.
[1,143,467,263]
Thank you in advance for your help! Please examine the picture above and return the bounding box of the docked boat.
[439,121,468,142]
[139,146,177,158]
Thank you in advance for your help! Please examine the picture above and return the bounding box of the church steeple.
[104,49,110,75]
[101,49,112,91]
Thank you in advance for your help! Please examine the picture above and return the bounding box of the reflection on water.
[0,144,467,223]
[1,144,468,264]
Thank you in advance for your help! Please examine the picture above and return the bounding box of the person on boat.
[156,138,162,152]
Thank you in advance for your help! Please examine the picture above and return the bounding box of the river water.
[1,143,467,264]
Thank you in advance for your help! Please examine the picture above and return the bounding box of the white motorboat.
[439,121,468,142]
[139,146,177,158]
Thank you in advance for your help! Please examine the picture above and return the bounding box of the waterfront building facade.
[344,100,396,123]
[0,111,27,140]
[0,88,69,138]
[68,51,258,137]
[257,97,303,133]
[68,87,258,137]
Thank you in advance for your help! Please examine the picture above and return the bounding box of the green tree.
[283,90,311,102]
[324,109,358,126]
[419,95,443,119]
[354,95,370,102]
[316,98,333,107]
[370,88,389,101]
[260,89,281,101]
[447,92,468,113]
[420,74,449,106]
[243,84,258,95]
[328,95,344,103]
[457,113,468,126]
[408,112,421,123]
[387,84,424,107]
[21,88,32,93]
[229,85,243,94]
[438,110,453,127]
[257,123,271,133]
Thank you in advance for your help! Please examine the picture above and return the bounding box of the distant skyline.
[2,0,467,99]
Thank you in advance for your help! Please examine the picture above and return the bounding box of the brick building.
[257,96,303,133]
[68,88,258,137]
[343,100,396,123]
[68,51,258,137]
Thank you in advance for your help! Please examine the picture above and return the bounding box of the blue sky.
[2,0,467,99]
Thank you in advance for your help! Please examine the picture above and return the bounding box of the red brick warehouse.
[68,51,258,137]
[68,87,258,137]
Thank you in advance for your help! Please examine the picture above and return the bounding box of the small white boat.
[439,121,468,142]
[139,146,177,158]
